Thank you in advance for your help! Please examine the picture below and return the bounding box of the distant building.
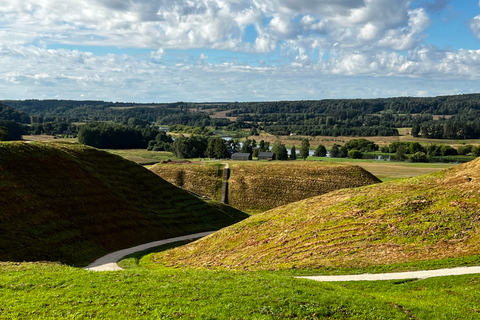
[258,152,275,160]
[231,152,251,161]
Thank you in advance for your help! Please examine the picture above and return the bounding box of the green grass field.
[1,254,480,319]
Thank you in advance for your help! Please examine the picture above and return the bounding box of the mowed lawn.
[1,259,480,319]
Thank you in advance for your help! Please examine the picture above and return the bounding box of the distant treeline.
[3,94,480,140]
[224,94,480,138]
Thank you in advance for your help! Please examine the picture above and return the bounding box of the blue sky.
[0,0,480,102]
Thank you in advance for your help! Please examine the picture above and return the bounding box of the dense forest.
[2,93,480,142]
[222,94,480,138]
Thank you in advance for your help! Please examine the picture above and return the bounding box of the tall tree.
[290,146,297,160]
[300,139,310,160]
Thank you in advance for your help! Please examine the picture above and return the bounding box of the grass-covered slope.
[154,158,480,270]
[150,162,381,213]
[0,142,248,266]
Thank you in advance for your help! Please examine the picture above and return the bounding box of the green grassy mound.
[0,142,247,266]
[154,158,480,270]
[150,161,381,213]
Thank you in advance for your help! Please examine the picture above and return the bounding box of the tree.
[395,144,406,161]
[348,149,363,159]
[290,146,297,160]
[272,140,288,160]
[313,144,327,157]
[0,126,7,141]
[409,152,429,163]
[330,144,340,158]
[300,139,310,160]
[411,123,420,137]
[339,146,348,158]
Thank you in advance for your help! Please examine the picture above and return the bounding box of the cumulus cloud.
[0,0,479,102]
[468,15,480,39]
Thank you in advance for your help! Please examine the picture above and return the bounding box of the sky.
[1,0,480,103]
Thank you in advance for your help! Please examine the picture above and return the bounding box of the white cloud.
[468,15,480,39]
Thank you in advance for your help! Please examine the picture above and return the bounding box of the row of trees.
[78,122,163,149]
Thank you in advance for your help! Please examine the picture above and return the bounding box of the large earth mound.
[0,142,248,266]
[154,158,480,270]
[150,162,381,213]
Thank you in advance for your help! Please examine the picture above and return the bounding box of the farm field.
[252,132,480,149]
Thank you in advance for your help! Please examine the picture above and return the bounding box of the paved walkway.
[299,266,480,282]
[84,230,480,280]
[84,231,215,271]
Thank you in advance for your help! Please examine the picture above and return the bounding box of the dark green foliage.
[258,139,269,152]
[389,142,426,154]
[348,149,363,159]
[171,135,208,159]
[472,146,480,157]
[0,120,25,140]
[344,138,378,152]
[395,144,406,161]
[78,122,152,149]
[147,131,174,151]
[339,146,348,158]
[240,139,256,154]
[0,103,30,123]
[299,139,310,160]
[289,146,297,160]
[205,137,229,159]
[409,152,429,163]
[440,145,458,156]
[313,144,327,157]
[330,144,340,158]
[0,127,7,141]
[457,145,473,155]
[272,140,288,160]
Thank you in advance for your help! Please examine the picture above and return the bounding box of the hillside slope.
[150,162,381,213]
[154,158,480,270]
[0,142,247,266]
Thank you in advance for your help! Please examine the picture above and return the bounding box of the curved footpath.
[84,231,215,271]
[84,231,480,281]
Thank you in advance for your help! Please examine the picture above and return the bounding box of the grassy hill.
[150,161,381,213]
[154,158,480,271]
[0,142,247,266]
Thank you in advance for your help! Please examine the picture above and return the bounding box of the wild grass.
[151,161,380,213]
[153,158,480,271]
[0,142,247,266]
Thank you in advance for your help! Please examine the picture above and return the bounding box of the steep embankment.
[154,158,480,270]
[150,162,381,213]
[0,142,247,266]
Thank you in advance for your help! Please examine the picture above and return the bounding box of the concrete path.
[299,266,480,282]
[84,231,215,271]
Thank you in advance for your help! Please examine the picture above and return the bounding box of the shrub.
[409,151,429,163]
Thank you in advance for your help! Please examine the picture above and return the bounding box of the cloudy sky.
[1,0,480,102]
